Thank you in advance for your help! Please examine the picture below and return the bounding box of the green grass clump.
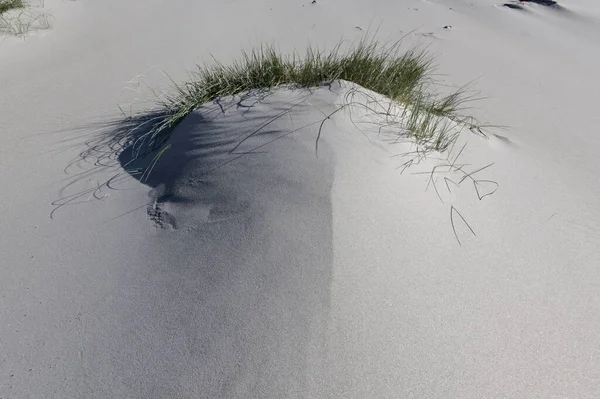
[124,38,476,159]
[0,0,24,14]
[1,0,53,36]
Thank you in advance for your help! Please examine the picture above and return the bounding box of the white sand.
[2,0,600,397]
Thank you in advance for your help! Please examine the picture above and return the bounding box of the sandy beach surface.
[2,0,600,397]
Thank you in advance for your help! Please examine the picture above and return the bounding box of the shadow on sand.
[503,0,564,11]
[61,89,338,397]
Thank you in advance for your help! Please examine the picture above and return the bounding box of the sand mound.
[115,81,463,232]
[4,0,600,397]
[68,82,486,397]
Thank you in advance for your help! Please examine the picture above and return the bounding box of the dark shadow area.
[112,91,325,227]
[503,0,563,11]
[59,89,337,397]
[51,92,267,218]
[48,108,177,219]
[519,0,559,7]
[521,0,569,12]
[503,3,525,10]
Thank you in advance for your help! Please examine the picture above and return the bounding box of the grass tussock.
[0,0,52,36]
[0,0,24,14]
[120,38,480,160]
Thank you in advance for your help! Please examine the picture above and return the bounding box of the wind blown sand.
[1,0,600,398]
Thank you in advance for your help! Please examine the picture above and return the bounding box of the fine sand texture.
[2,0,600,398]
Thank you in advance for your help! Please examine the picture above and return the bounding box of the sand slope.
[2,0,600,398]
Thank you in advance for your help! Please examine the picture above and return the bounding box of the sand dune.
[2,0,600,398]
